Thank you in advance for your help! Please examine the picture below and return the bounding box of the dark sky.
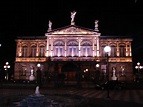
[0,0,143,67]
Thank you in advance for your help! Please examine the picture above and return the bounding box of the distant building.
[14,12,133,82]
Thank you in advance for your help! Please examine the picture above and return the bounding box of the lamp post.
[104,46,111,98]
[95,64,100,84]
[96,64,100,68]
[37,63,42,87]
[135,62,143,73]
[135,62,143,82]
[37,63,41,68]
[4,62,10,80]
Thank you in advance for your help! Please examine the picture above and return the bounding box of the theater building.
[14,12,133,83]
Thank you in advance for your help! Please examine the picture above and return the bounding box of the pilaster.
[46,38,49,57]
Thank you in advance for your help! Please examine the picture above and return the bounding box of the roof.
[45,24,99,35]
[16,36,46,40]
[100,35,133,40]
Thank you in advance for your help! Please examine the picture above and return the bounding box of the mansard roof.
[100,35,133,40]
[16,36,46,40]
[45,24,100,35]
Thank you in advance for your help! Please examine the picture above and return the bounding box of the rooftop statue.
[48,20,52,31]
[95,20,98,28]
[71,11,76,25]
[94,20,99,32]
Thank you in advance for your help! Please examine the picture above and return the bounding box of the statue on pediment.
[71,11,76,25]
[94,20,99,32]
[48,20,52,31]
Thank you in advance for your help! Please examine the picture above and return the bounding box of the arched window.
[119,46,125,57]
[67,41,78,57]
[81,41,92,57]
[111,46,116,57]
[31,46,36,57]
[53,41,64,57]
[101,45,115,57]
[39,46,45,57]
[101,46,106,57]
[22,46,27,57]
[54,47,63,57]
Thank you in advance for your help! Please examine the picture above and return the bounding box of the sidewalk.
[1,88,143,107]
[1,81,143,107]
[1,80,143,89]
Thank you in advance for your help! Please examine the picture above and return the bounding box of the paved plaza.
[0,82,143,107]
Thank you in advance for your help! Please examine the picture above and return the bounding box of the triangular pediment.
[47,25,96,35]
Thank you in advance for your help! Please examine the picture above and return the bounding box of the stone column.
[125,42,128,56]
[129,43,132,56]
[26,41,31,56]
[36,42,39,57]
[92,37,94,57]
[116,42,119,56]
[96,36,99,57]
[94,37,97,57]
[46,38,49,57]
[78,38,81,57]
[64,38,67,57]
[51,38,53,57]
[18,42,22,56]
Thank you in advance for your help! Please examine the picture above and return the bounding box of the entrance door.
[61,62,78,81]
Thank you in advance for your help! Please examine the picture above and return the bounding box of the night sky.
[0,0,143,68]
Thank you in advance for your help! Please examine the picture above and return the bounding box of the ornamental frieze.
[16,58,46,62]
[51,27,96,35]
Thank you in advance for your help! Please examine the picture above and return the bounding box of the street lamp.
[104,46,111,98]
[96,64,100,68]
[36,63,42,87]
[37,63,41,68]
[95,64,100,84]
[4,62,10,80]
[135,62,143,73]
[135,62,143,82]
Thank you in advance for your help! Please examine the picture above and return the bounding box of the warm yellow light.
[19,53,22,56]
[72,53,74,57]
[86,53,88,57]
[58,53,60,57]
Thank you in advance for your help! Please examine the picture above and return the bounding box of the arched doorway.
[61,62,78,81]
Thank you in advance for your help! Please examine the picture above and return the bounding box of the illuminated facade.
[14,12,133,82]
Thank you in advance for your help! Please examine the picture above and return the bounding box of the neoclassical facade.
[14,12,133,82]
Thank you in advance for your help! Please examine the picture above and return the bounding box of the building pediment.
[46,25,98,35]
